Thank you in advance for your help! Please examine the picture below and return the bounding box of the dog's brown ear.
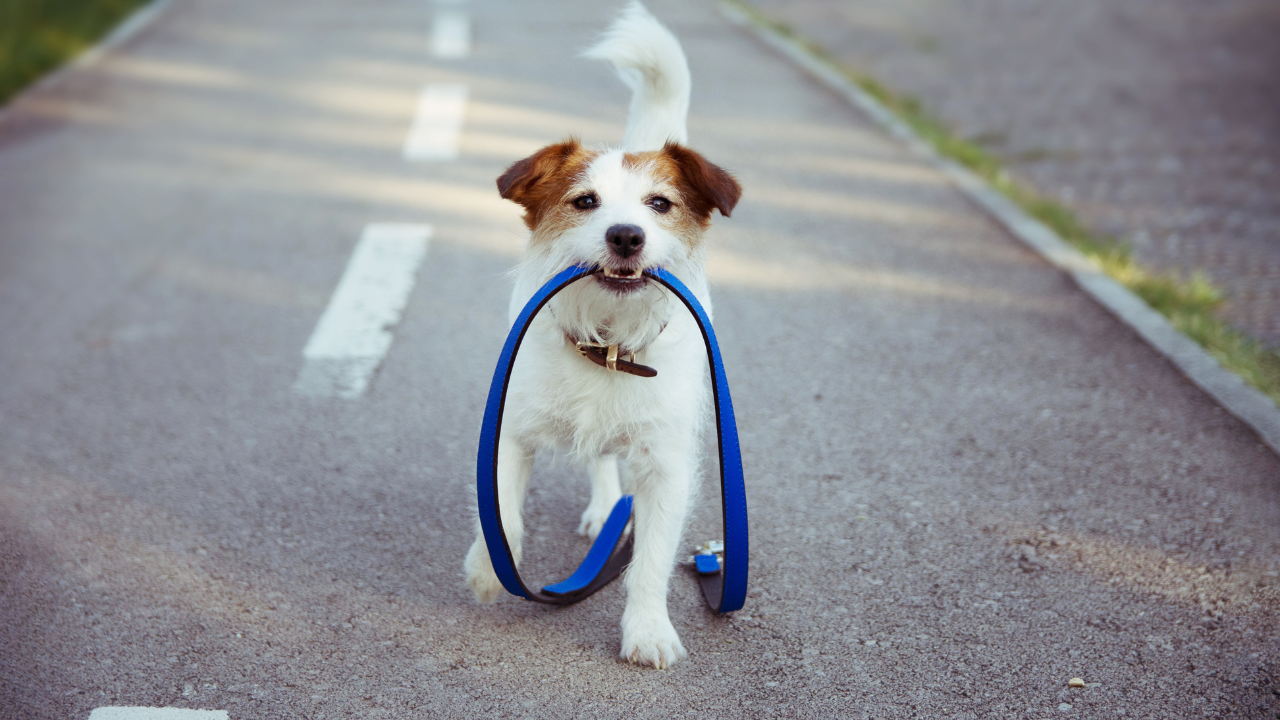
[662,142,742,220]
[497,139,587,228]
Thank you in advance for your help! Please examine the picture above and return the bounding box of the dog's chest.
[506,340,681,449]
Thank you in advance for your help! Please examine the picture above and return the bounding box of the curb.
[0,0,174,127]
[717,0,1280,459]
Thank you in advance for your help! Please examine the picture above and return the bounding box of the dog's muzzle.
[602,267,643,280]
[597,266,648,293]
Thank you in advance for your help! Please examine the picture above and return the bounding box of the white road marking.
[432,11,471,59]
[402,84,469,160]
[294,223,431,399]
[89,709,229,720]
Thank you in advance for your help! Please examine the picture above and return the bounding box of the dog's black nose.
[605,224,645,259]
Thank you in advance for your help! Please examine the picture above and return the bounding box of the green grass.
[726,0,1280,406]
[0,0,151,106]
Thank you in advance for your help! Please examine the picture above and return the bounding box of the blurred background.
[6,0,1279,351]
[0,0,150,104]
[748,0,1280,347]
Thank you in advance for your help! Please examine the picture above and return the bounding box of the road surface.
[1,0,1277,717]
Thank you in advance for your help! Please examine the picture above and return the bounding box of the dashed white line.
[294,223,431,399]
[432,11,471,59]
[89,709,228,720]
[402,83,469,161]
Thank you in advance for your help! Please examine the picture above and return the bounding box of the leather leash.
[475,264,749,613]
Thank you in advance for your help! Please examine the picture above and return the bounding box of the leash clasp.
[688,540,724,575]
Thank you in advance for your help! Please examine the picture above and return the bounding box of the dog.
[463,1,741,669]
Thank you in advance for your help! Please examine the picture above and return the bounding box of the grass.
[0,0,152,107]
[725,0,1280,406]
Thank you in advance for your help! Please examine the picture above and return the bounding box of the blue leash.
[476,264,748,613]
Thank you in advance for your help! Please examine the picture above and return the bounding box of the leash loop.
[476,264,748,612]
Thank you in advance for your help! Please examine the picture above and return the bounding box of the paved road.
[1,0,1278,718]
[746,0,1280,344]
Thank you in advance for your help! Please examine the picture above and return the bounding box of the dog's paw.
[463,537,505,604]
[577,501,615,540]
[620,614,687,669]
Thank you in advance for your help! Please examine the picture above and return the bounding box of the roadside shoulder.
[718,0,1280,458]
[0,0,173,125]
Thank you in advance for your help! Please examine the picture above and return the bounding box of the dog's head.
[498,139,740,349]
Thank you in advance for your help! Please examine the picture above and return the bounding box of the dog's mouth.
[597,267,648,293]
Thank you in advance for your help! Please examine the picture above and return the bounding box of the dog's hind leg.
[578,454,623,540]
[464,434,534,603]
[619,442,694,669]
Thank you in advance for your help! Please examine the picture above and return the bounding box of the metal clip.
[687,540,725,575]
[695,540,725,556]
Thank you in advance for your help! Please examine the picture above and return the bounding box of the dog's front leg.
[620,444,693,669]
[464,434,533,603]
[578,454,622,540]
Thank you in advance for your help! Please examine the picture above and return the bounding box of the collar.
[566,334,659,378]
[543,268,666,378]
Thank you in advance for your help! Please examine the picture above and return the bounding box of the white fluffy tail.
[583,2,691,152]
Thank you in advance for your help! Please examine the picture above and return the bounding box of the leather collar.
[567,336,658,378]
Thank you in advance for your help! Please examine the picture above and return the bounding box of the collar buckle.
[575,340,632,371]
[570,338,658,378]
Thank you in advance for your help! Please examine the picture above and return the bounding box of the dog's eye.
[647,196,672,214]
[572,194,598,210]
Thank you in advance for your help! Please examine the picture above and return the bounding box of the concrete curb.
[717,0,1280,458]
[0,0,174,127]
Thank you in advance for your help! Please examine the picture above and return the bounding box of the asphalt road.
[744,0,1280,345]
[1,1,1278,718]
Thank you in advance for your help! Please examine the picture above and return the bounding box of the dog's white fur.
[581,1,691,152]
[464,2,732,669]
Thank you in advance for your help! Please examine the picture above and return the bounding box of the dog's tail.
[583,2,691,152]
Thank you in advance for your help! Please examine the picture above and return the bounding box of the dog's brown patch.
[499,141,741,247]
[648,143,741,222]
[619,144,741,245]
[622,141,742,228]
[497,139,597,232]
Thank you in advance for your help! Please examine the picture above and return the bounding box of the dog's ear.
[662,142,742,220]
[497,139,586,228]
